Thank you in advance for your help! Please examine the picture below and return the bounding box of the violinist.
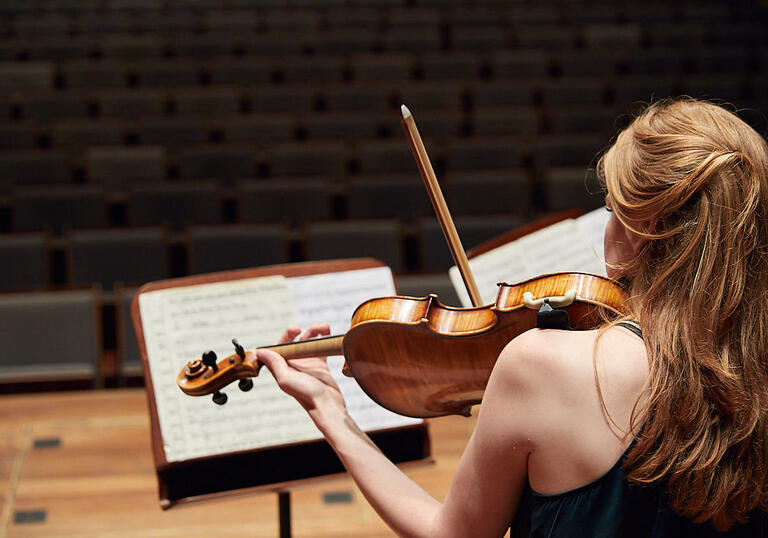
[256,98,768,537]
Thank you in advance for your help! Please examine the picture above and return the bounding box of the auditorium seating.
[0,0,764,389]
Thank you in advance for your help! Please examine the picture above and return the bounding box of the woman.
[257,98,768,536]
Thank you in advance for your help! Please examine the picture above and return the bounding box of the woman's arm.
[257,326,544,538]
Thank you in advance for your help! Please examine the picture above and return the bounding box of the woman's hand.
[256,324,347,421]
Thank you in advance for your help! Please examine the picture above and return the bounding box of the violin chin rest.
[341,361,353,377]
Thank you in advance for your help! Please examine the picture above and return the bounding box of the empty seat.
[0,150,71,190]
[174,87,241,116]
[452,26,507,51]
[187,223,288,274]
[250,84,315,113]
[546,106,622,135]
[313,29,377,55]
[0,61,54,91]
[541,79,607,106]
[347,175,432,221]
[491,50,549,79]
[447,169,530,215]
[279,56,347,84]
[383,25,441,52]
[137,116,211,146]
[419,215,524,272]
[306,219,403,272]
[543,166,604,212]
[206,57,272,85]
[446,137,520,171]
[534,135,607,168]
[178,145,257,181]
[268,140,346,179]
[223,114,296,143]
[303,111,383,141]
[115,285,142,377]
[554,51,621,77]
[420,52,483,80]
[398,82,463,111]
[679,75,747,106]
[126,181,222,230]
[582,23,642,49]
[62,59,129,88]
[99,89,166,117]
[69,227,168,289]
[626,50,684,75]
[648,23,709,48]
[396,273,460,307]
[21,91,90,121]
[99,34,164,59]
[693,47,752,74]
[357,139,424,175]
[13,185,108,234]
[613,76,677,109]
[50,118,125,149]
[0,289,101,383]
[0,232,48,289]
[323,83,394,112]
[85,145,166,183]
[514,26,578,50]
[470,80,537,107]
[472,106,539,136]
[169,33,234,58]
[236,178,331,226]
[0,121,43,150]
[351,53,413,82]
[137,58,201,87]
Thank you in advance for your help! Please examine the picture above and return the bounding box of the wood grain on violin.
[178,273,627,418]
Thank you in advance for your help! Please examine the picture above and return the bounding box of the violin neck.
[261,335,344,359]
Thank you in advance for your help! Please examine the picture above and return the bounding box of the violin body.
[343,272,626,417]
[177,272,627,418]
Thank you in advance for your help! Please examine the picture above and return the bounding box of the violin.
[176,106,626,418]
[177,272,626,418]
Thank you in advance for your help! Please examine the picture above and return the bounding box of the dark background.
[0,0,765,390]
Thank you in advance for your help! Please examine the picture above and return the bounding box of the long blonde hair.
[598,98,768,530]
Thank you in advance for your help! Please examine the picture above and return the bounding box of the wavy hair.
[597,98,768,530]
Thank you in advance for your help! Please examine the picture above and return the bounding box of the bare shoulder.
[494,326,648,397]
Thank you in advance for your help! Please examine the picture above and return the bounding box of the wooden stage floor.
[0,389,483,537]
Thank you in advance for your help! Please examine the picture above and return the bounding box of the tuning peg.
[202,350,218,371]
[232,338,245,359]
[238,378,253,392]
[212,391,228,405]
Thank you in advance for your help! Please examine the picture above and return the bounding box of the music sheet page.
[287,266,422,432]
[448,208,609,306]
[140,276,301,462]
[141,267,420,463]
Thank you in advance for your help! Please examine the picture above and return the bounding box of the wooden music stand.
[130,259,431,535]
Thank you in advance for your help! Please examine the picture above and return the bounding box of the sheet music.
[141,267,420,463]
[449,209,609,307]
[141,276,302,462]
[288,267,422,432]
[576,207,610,275]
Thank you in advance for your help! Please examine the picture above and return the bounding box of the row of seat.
[0,104,622,147]
[2,167,596,230]
[0,211,547,291]
[0,133,615,187]
[0,3,751,31]
[3,75,764,121]
[1,21,764,60]
[0,270,460,385]
[3,45,764,92]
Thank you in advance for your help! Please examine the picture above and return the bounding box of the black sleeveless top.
[509,322,766,537]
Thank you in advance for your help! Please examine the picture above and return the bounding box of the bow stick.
[400,104,483,307]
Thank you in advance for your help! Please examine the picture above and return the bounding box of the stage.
[0,389,478,537]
